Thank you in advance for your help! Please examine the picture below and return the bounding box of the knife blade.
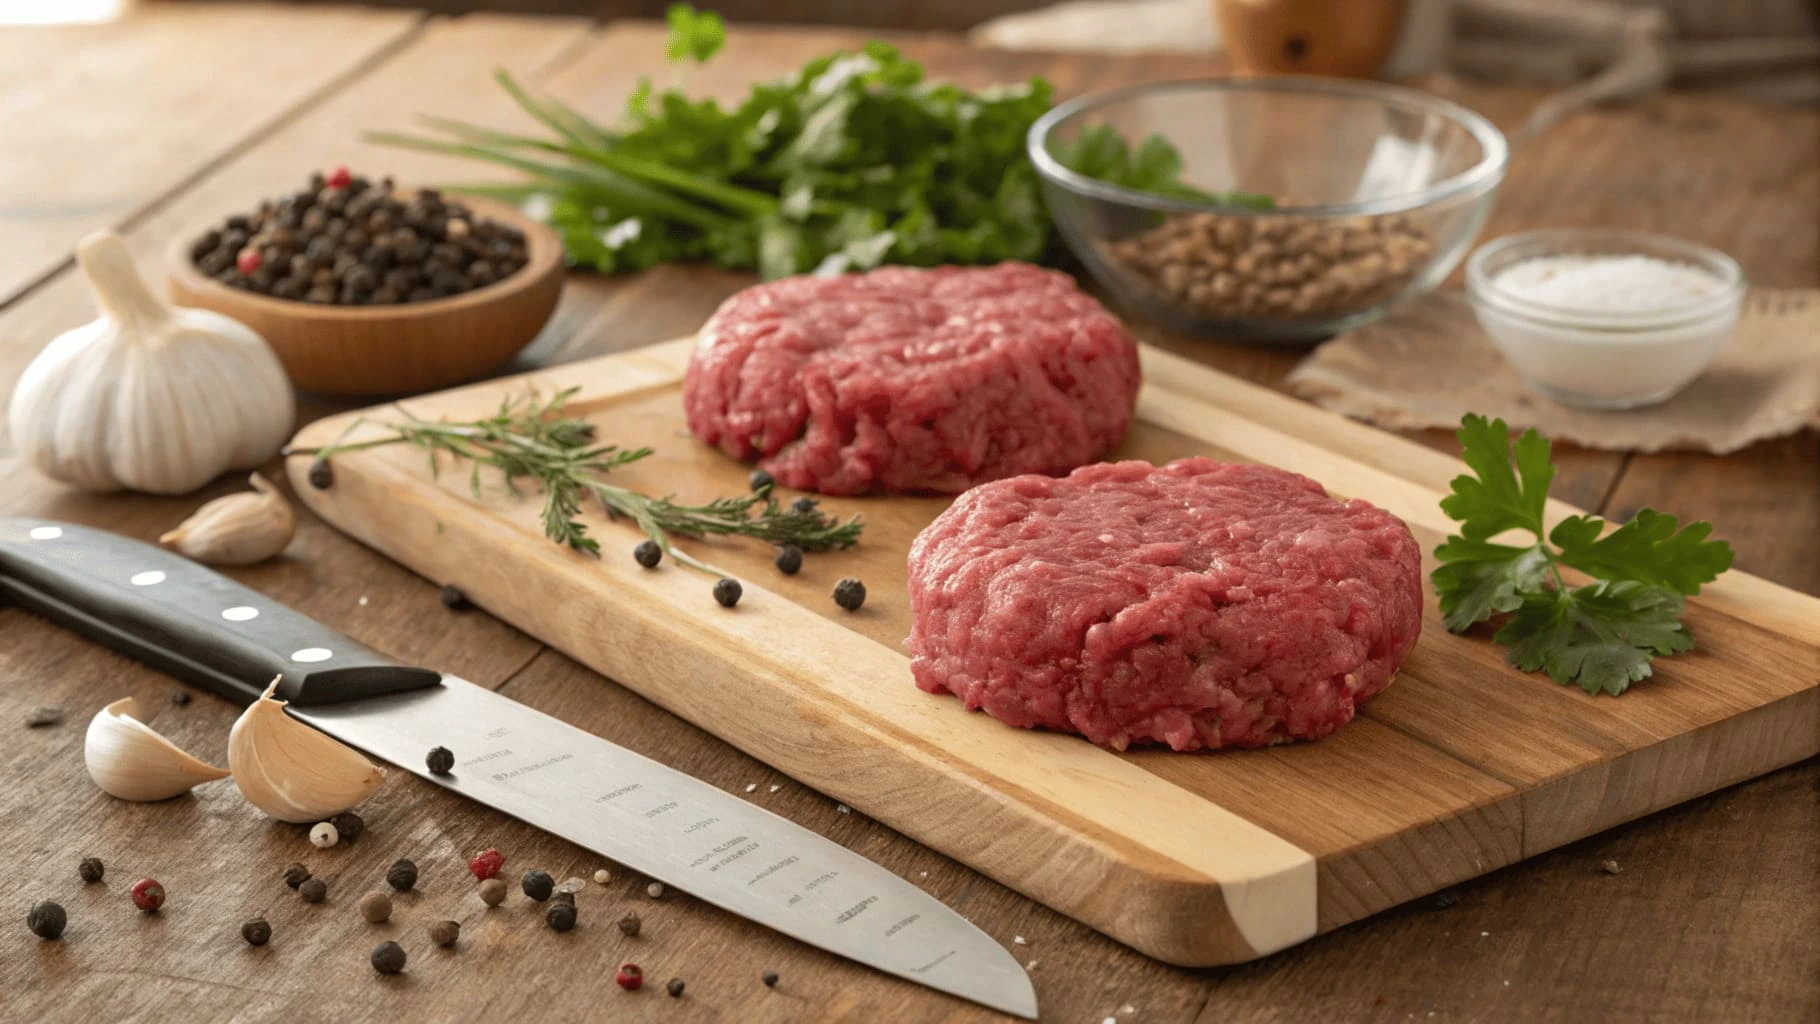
[0,518,1037,1020]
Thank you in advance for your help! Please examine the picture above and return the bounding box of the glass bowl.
[1029,77,1508,343]
[1466,229,1744,409]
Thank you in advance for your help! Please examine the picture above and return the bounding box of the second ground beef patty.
[906,458,1423,751]
[683,263,1141,495]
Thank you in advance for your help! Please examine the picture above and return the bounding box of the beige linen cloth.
[1284,289,1820,453]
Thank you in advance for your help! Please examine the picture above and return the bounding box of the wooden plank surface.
[0,3,419,308]
[1,8,1816,1023]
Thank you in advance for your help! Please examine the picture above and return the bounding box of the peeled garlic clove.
[229,677,383,822]
[85,697,230,801]
[159,472,295,565]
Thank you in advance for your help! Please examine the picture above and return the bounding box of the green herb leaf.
[1431,415,1730,695]
[664,4,726,65]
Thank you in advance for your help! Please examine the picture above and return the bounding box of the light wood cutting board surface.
[288,337,1820,967]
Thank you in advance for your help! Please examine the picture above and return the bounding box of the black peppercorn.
[439,584,471,610]
[521,869,554,902]
[27,901,67,940]
[774,544,803,576]
[545,902,576,932]
[331,811,364,843]
[713,577,743,608]
[371,940,407,975]
[241,916,272,947]
[169,690,191,706]
[617,912,641,937]
[426,746,455,776]
[78,857,104,884]
[551,890,576,909]
[283,862,312,889]
[789,496,819,515]
[666,978,685,998]
[307,459,334,490]
[24,705,64,728]
[833,577,867,611]
[748,468,775,492]
[387,859,419,892]
[298,877,328,903]
[762,969,780,988]
[429,919,460,948]
[633,539,662,569]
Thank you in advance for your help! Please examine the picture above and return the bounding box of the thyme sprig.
[289,388,862,573]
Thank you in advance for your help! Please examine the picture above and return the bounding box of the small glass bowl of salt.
[1466,229,1744,409]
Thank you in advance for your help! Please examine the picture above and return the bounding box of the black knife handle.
[0,518,440,707]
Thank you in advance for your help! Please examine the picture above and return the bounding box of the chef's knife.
[0,518,1037,1020]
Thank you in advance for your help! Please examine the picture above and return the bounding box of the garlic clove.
[159,473,296,565]
[84,697,231,801]
[229,677,383,822]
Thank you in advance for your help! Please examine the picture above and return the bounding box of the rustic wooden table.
[2,6,1815,1022]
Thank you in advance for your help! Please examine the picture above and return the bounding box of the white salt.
[1492,254,1723,314]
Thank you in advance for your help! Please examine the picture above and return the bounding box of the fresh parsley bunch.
[1433,415,1733,696]
[368,4,1241,279]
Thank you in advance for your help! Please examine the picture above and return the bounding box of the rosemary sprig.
[289,388,862,573]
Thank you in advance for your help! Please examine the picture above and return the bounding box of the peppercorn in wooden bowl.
[165,184,563,396]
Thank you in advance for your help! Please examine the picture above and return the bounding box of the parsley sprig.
[1433,415,1733,695]
[290,388,862,574]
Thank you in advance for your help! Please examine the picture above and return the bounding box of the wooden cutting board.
[287,337,1820,968]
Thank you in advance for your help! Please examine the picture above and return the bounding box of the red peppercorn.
[468,847,505,881]
[236,248,262,276]
[130,877,165,912]
[615,963,643,991]
[325,165,352,190]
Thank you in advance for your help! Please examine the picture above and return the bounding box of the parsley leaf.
[1433,415,1732,695]
[664,4,726,65]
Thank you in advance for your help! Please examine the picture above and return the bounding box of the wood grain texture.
[0,3,419,308]
[284,334,1820,967]
[3,9,1818,1022]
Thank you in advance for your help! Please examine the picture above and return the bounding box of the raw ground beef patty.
[906,458,1423,751]
[682,263,1141,495]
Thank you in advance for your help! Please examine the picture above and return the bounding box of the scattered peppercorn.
[426,746,455,775]
[241,916,272,947]
[283,862,312,889]
[307,458,334,490]
[429,919,460,948]
[546,901,577,932]
[1601,859,1623,875]
[774,544,803,576]
[617,912,641,937]
[1431,891,1458,910]
[522,869,554,902]
[666,978,685,998]
[27,901,67,940]
[713,577,742,608]
[309,821,340,848]
[551,890,576,909]
[192,171,529,306]
[633,539,662,569]
[439,584,471,610]
[130,878,165,912]
[371,940,407,975]
[169,690,192,706]
[748,469,775,492]
[645,882,665,899]
[24,705,64,728]
[358,891,393,924]
[78,857,104,884]
[468,848,504,881]
[615,963,643,990]
[833,577,866,611]
[477,877,508,907]
[331,811,365,843]
[299,877,328,904]
[762,969,779,988]
[386,858,418,892]
[593,869,612,885]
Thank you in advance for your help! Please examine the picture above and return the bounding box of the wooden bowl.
[165,194,565,396]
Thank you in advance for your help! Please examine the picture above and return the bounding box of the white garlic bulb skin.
[8,230,295,495]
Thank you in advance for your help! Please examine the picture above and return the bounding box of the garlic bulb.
[8,230,294,495]
[160,473,295,565]
[229,677,384,822]
[85,697,230,801]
